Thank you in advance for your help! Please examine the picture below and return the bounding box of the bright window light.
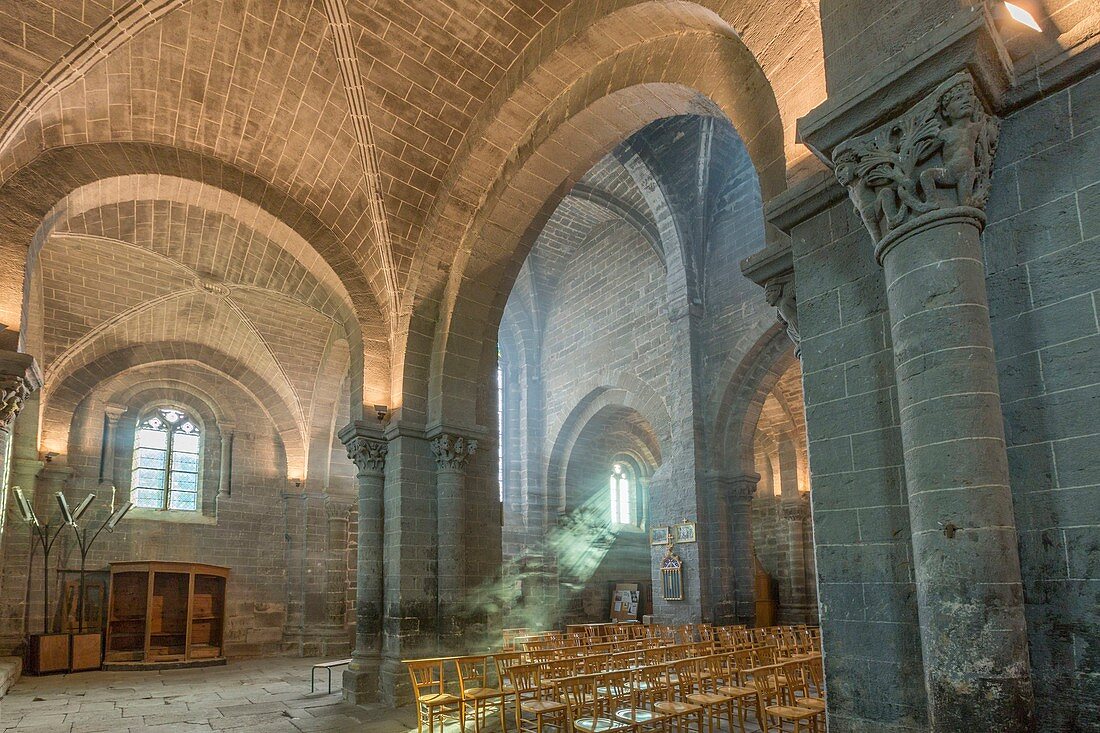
[1004,2,1041,31]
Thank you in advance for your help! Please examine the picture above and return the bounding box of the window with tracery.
[130,407,202,511]
[609,462,636,526]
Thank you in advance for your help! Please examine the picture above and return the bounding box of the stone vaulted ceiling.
[0,0,832,429]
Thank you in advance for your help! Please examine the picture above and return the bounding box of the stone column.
[725,474,759,624]
[0,354,42,651]
[216,422,235,500]
[779,497,812,622]
[96,404,126,485]
[834,72,1032,730]
[430,432,476,648]
[324,498,353,625]
[340,421,387,704]
[777,438,810,618]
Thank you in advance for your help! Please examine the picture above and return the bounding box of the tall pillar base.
[342,655,381,704]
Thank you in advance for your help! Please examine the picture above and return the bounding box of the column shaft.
[430,433,477,650]
[340,423,386,704]
[883,218,1031,728]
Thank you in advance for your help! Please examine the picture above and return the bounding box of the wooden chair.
[654,659,704,733]
[560,673,630,733]
[496,652,525,689]
[757,663,822,733]
[406,658,461,733]
[508,662,567,733]
[504,628,531,651]
[456,655,507,733]
[778,659,825,716]
[683,656,735,733]
[715,653,764,733]
[613,664,668,732]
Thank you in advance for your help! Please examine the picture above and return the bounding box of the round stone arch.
[711,324,799,477]
[40,348,305,475]
[399,2,790,430]
[0,142,387,418]
[545,381,670,515]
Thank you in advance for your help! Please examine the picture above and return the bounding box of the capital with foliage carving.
[431,433,478,472]
[728,473,760,504]
[346,435,387,474]
[0,352,42,433]
[832,73,999,263]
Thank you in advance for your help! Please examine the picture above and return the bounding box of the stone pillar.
[430,432,476,648]
[776,438,810,618]
[725,474,759,624]
[324,498,353,639]
[779,497,812,622]
[0,354,42,652]
[834,72,1033,730]
[340,421,387,704]
[99,404,126,485]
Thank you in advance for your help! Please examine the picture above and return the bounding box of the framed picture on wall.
[650,525,670,545]
[673,520,696,544]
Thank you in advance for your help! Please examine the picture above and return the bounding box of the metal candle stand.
[13,487,133,634]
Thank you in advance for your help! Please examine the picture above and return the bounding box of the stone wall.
[0,362,356,659]
[984,72,1100,730]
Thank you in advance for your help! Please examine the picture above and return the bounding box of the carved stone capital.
[103,404,127,423]
[763,274,799,354]
[0,351,42,433]
[339,420,387,475]
[430,433,478,472]
[727,473,761,503]
[832,72,1000,263]
[347,436,387,474]
[325,499,353,521]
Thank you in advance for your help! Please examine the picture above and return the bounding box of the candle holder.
[14,487,133,674]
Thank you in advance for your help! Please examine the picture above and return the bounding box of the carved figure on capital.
[0,376,33,432]
[431,433,478,471]
[763,275,799,354]
[832,74,999,249]
[346,436,387,474]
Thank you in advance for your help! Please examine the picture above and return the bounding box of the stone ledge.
[0,656,21,699]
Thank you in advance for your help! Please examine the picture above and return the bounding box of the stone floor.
[0,658,419,733]
[0,657,767,733]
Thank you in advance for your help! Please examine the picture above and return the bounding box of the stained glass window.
[131,407,202,511]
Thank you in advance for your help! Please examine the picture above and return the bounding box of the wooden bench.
[311,658,352,694]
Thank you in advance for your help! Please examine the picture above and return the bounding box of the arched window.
[131,407,202,511]
[609,462,636,526]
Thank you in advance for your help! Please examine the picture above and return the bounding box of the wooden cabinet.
[104,562,228,670]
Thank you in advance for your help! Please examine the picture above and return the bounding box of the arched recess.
[546,382,671,515]
[711,324,799,476]
[1,142,388,415]
[408,4,789,430]
[41,348,306,475]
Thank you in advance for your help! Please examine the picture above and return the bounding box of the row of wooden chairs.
[406,639,824,733]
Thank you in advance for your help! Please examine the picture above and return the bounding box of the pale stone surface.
[0,659,418,733]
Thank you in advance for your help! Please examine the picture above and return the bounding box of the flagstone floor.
[0,658,419,733]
